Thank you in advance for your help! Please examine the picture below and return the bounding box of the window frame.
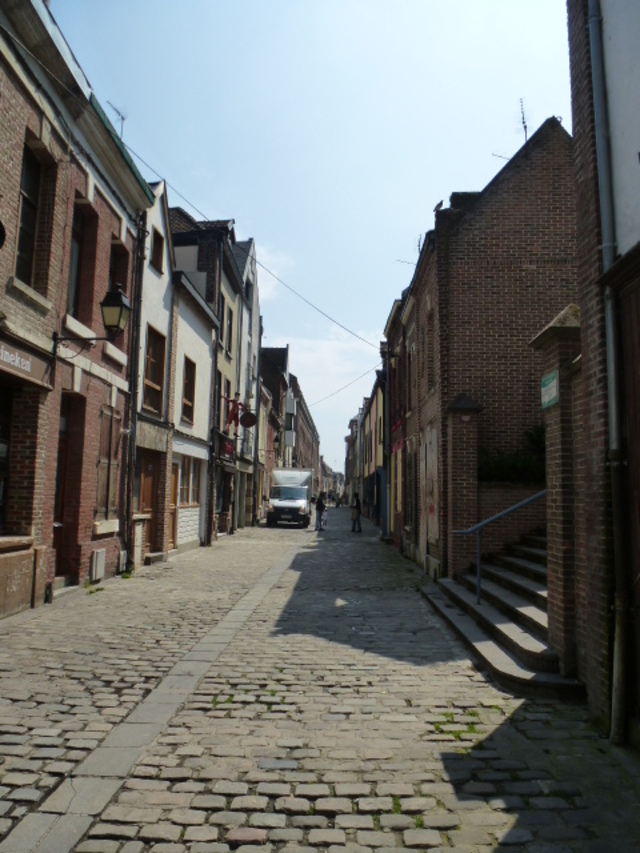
[181,356,196,424]
[15,146,42,287]
[226,305,233,354]
[96,406,121,521]
[142,325,166,415]
[150,227,164,273]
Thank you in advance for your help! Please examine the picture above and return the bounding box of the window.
[179,457,202,506]
[216,370,223,429]
[226,306,233,353]
[143,326,166,414]
[427,313,435,389]
[405,451,416,530]
[108,242,129,293]
[219,296,225,343]
[223,378,231,430]
[66,205,98,323]
[96,406,121,520]
[182,357,196,423]
[15,147,42,286]
[192,460,201,504]
[180,456,190,505]
[150,227,164,272]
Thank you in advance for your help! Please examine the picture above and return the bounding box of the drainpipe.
[587,0,629,745]
[252,316,263,525]
[125,209,146,569]
[382,343,391,539]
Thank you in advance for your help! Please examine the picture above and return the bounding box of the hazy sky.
[50,0,572,473]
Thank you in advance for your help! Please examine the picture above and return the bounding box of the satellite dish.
[240,410,257,428]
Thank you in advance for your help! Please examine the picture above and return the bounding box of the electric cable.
[2,17,383,409]
[309,363,382,407]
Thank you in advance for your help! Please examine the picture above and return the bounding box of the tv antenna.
[107,101,127,139]
[520,98,528,142]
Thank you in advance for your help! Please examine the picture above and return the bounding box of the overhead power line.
[309,363,382,407]
[2,20,382,402]
[126,144,379,352]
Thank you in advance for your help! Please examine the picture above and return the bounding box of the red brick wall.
[478,485,546,555]
[567,0,614,729]
[410,118,576,574]
[0,46,136,611]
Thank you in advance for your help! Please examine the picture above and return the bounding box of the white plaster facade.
[601,0,640,255]
[171,277,216,548]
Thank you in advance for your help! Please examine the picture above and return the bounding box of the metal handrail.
[454,488,546,603]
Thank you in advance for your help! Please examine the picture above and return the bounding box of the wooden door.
[169,463,179,550]
[139,451,157,552]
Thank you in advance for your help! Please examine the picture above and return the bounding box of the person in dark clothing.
[351,492,362,532]
[315,492,326,531]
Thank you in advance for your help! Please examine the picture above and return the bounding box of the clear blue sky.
[50,0,572,473]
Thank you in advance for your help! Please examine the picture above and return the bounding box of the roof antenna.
[520,98,528,142]
[107,100,127,139]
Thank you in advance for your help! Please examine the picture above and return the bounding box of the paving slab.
[0,516,638,853]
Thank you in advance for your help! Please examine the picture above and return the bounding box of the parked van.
[267,469,312,528]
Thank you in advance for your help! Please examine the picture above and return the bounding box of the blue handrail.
[454,489,546,603]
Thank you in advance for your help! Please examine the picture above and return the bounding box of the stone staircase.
[422,531,585,700]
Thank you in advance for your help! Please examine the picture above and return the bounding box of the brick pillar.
[447,394,482,578]
[531,306,581,676]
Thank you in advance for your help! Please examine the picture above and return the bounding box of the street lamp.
[273,433,281,457]
[99,286,131,337]
[53,286,132,353]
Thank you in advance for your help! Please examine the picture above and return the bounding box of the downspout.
[587,0,629,744]
[125,209,147,569]
[252,316,263,525]
[233,263,244,533]
[382,344,391,539]
[206,306,219,546]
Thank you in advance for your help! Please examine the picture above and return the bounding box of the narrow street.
[0,509,639,853]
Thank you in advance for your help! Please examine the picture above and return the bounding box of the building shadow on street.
[271,506,473,666]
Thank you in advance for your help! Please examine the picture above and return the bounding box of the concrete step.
[480,562,548,610]
[52,576,78,598]
[422,585,585,701]
[492,553,547,584]
[457,573,548,641]
[436,578,557,672]
[507,542,547,566]
[521,533,547,550]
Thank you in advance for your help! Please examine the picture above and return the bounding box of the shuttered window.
[96,407,121,520]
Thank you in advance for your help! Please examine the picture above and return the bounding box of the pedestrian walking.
[315,492,326,531]
[351,491,362,532]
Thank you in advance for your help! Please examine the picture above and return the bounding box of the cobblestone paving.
[1,511,639,852]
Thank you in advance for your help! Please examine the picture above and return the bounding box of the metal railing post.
[454,489,547,606]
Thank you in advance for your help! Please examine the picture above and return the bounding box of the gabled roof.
[231,239,255,284]
[169,207,235,237]
[3,1,153,209]
[444,116,570,221]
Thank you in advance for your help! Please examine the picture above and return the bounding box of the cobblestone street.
[1,509,639,853]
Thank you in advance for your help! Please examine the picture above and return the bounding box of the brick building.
[289,373,320,487]
[0,2,153,615]
[552,0,640,742]
[385,117,576,577]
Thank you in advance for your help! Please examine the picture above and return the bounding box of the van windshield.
[271,486,307,501]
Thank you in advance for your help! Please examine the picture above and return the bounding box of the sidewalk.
[0,509,639,852]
